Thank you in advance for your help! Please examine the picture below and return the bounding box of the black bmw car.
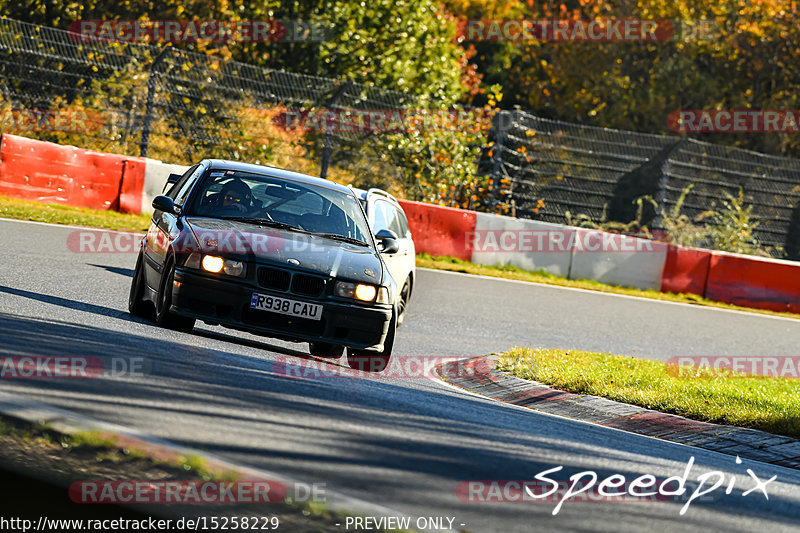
[128,159,401,372]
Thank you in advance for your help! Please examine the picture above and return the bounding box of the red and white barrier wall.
[469,213,575,278]
[568,229,668,291]
[2,133,798,314]
[0,134,145,213]
[398,196,800,313]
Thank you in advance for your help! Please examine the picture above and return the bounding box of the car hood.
[184,217,384,284]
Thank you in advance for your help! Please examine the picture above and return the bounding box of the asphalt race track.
[1,218,799,532]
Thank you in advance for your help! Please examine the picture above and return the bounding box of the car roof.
[350,187,400,205]
[205,159,354,196]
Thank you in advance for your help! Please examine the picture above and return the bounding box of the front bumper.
[171,268,392,351]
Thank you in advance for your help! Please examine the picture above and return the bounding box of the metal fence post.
[488,109,512,211]
[319,80,353,180]
[653,137,688,228]
[139,47,172,158]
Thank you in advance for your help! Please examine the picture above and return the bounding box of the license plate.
[249,293,323,320]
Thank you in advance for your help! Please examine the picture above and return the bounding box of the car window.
[186,169,372,244]
[259,183,325,216]
[372,201,390,234]
[165,164,199,200]
[376,200,404,237]
[174,165,204,206]
[396,205,410,236]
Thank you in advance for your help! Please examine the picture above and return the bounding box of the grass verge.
[0,415,420,532]
[417,253,800,320]
[0,195,151,231]
[497,347,800,439]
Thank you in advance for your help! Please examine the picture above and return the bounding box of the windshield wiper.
[312,233,370,247]
[219,217,310,234]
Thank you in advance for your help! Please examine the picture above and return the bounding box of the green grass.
[417,253,800,320]
[0,195,150,231]
[0,415,421,531]
[497,347,800,439]
[69,430,119,449]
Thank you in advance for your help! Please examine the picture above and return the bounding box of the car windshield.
[186,168,372,246]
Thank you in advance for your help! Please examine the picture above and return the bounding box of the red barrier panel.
[398,199,476,261]
[705,252,800,313]
[0,134,146,213]
[0,134,80,205]
[660,244,712,296]
[118,159,146,214]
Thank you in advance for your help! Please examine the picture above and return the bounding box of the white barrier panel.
[141,159,190,213]
[470,212,575,277]
[568,228,668,290]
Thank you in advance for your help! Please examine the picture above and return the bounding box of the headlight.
[223,260,245,277]
[202,255,224,273]
[191,254,246,278]
[355,284,376,301]
[335,281,383,303]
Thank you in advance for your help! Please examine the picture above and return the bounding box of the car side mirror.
[152,195,176,214]
[375,229,399,254]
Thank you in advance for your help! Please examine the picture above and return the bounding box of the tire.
[396,277,411,327]
[346,310,396,372]
[128,251,151,318]
[309,342,344,359]
[155,257,196,332]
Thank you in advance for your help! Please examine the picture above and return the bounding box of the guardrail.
[397,198,800,314]
[1,133,796,315]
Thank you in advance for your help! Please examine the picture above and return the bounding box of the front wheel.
[128,251,150,318]
[396,277,411,327]
[346,310,396,372]
[155,258,196,332]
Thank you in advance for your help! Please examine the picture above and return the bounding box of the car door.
[143,163,202,288]
[370,197,413,289]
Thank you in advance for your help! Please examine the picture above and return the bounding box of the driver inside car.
[215,179,260,215]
